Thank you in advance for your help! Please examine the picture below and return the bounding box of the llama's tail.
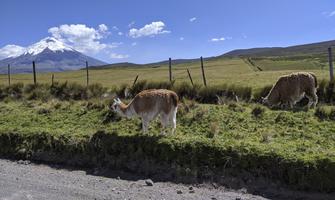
[171,92,179,107]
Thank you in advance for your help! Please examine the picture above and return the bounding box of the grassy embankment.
[0,99,334,191]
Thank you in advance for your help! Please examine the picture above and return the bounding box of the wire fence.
[0,57,209,88]
[1,48,334,88]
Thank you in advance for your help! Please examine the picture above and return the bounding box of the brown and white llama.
[262,72,318,108]
[111,89,179,134]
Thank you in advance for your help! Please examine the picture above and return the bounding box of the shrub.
[227,102,245,112]
[146,81,172,90]
[251,105,266,118]
[315,106,335,120]
[208,121,220,138]
[4,83,24,99]
[67,82,87,100]
[253,85,272,102]
[315,79,335,104]
[24,83,50,101]
[101,109,122,124]
[129,80,147,96]
[50,82,69,100]
[87,83,107,98]
[173,82,199,99]
[115,83,129,99]
[229,85,252,101]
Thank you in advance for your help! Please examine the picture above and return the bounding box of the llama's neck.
[119,102,136,118]
[266,87,280,105]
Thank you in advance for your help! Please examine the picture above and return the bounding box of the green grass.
[0,100,334,191]
[251,57,325,71]
[0,57,330,90]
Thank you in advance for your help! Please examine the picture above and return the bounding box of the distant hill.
[89,58,201,69]
[92,39,335,70]
[222,40,335,57]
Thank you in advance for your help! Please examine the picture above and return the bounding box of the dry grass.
[0,57,330,90]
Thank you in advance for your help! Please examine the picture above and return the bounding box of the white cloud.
[180,37,184,41]
[211,37,226,42]
[131,42,137,46]
[322,11,335,17]
[112,26,119,30]
[0,44,26,59]
[118,32,123,36]
[48,24,111,54]
[128,21,136,28]
[189,17,197,22]
[129,21,170,38]
[110,53,129,59]
[99,24,108,33]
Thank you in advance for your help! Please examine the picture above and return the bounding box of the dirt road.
[0,159,333,200]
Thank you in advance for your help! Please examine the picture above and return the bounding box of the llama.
[262,72,318,108]
[111,89,179,134]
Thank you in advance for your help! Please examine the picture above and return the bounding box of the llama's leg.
[160,113,169,135]
[142,117,149,133]
[306,89,318,108]
[170,107,177,134]
[288,100,294,109]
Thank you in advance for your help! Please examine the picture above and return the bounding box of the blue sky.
[1,0,335,64]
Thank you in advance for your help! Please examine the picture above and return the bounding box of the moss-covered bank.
[0,100,334,192]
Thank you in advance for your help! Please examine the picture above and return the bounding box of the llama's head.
[261,96,269,106]
[111,98,123,114]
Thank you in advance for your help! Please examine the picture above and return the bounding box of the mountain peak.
[24,37,75,56]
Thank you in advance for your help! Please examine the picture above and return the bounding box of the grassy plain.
[0,57,330,90]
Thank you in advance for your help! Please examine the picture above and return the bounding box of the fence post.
[7,64,10,85]
[200,56,207,86]
[132,75,139,87]
[51,74,54,86]
[86,61,89,87]
[169,58,172,82]
[186,68,194,86]
[328,47,334,82]
[32,61,36,85]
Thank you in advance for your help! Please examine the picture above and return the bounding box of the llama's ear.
[117,98,121,103]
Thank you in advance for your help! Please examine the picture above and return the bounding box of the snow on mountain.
[24,37,75,56]
[0,37,106,73]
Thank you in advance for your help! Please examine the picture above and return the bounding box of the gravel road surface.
[0,159,333,200]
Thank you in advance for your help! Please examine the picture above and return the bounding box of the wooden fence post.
[169,57,172,82]
[200,56,207,86]
[328,47,334,82]
[7,64,10,85]
[186,68,194,86]
[32,61,36,85]
[51,74,54,86]
[132,75,139,87]
[86,61,89,87]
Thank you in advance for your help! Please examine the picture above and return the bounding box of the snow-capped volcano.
[24,37,75,56]
[0,37,106,73]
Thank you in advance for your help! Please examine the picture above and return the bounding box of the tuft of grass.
[208,121,220,138]
[315,105,335,120]
[251,105,266,118]
[227,102,245,112]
